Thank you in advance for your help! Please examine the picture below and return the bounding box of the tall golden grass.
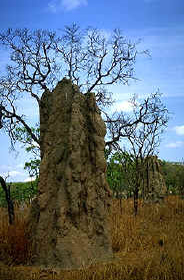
[0,196,184,280]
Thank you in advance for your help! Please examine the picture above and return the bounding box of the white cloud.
[62,0,87,11]
[174,125,184,136]
[165,141,184,148]
[16,163,25,169]
[0,163,27,182]
[0,170,25,180]
[47,1,58,13]
[114,100,133,113]
[24,176,36,182]
[8,171,24,177]
[47,0,88,13]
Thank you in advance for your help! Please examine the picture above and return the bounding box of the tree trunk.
[0,176,15,225]
[133,187,139,216]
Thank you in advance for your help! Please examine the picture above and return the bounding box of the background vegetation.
[107,155,184,198]
[161,160,184,196]
[0,180,38,208]
[0,157,183,208]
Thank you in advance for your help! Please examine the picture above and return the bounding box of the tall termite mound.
[141,155,167,202]
[27,78,113,269]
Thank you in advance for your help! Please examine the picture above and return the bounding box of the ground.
[0,196,184,280]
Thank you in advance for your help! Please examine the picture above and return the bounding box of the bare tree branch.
[0,24,157,155]
[105,92,169,154]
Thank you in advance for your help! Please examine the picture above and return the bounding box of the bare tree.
[0,24,169,174]
[0,24,143,152]
[105,92,168,151]
[110,91,169,214]
[0,28,58,147]
[0,26,169,191]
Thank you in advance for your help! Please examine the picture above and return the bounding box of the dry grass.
[0,204,31,266]
[0,196,184,280]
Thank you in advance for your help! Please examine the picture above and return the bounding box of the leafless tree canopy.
[105,92,169,156]
[0,24,168,154]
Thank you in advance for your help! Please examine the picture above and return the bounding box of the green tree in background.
[14,126,40,180]
[161,161,184,196]
[107,151,135,198]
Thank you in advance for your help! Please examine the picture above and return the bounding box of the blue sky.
[0,0,184,181]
